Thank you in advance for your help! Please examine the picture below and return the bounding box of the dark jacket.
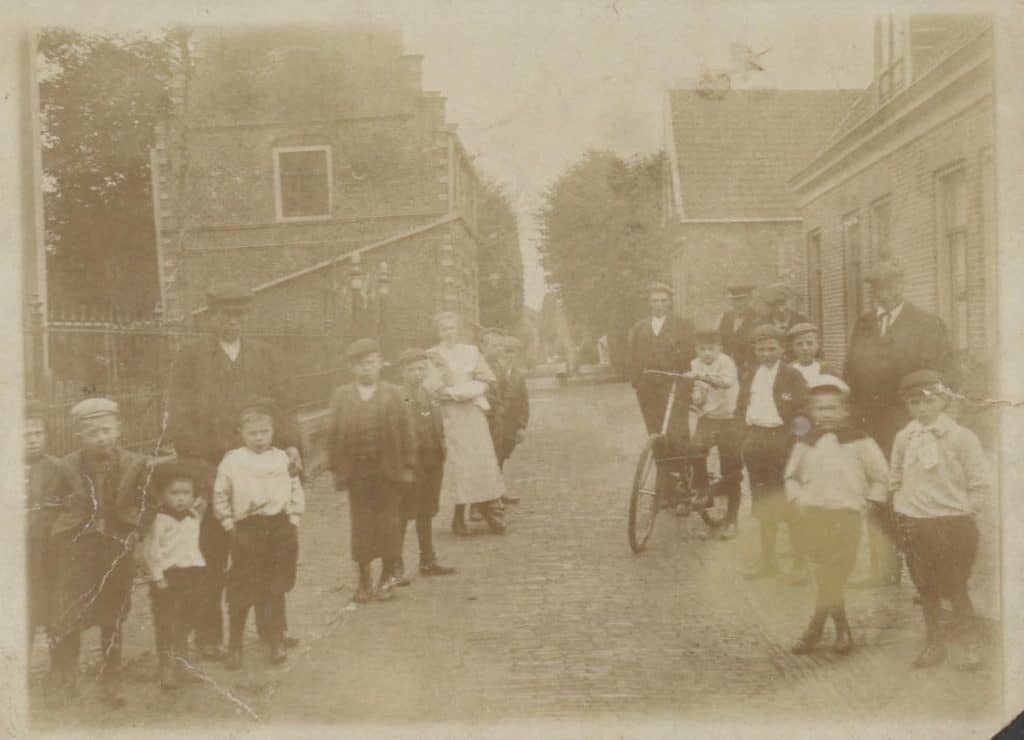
[402,384,446,466]
[627,314,696,388]
[718,308,757,370]
[167,336,299,464]
[26,454,66,543]
[503,366,530,436]
[52,448,154,538]
[735,362,809,430]
[844,302,959,410]
[328,382,417,489]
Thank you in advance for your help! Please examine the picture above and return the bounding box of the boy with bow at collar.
[784,376,888,657]
[48,398,156,708]
[735,325,808,581]
[889,370,989,670]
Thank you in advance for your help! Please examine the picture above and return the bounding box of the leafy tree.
[476,179,524,331]
[39,29,176,314]
[536,149,670,373]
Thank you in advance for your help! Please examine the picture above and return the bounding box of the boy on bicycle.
[688,328,741,539]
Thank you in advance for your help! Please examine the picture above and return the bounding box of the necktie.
[878,311,890,337]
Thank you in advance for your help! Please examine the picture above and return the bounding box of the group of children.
[685,321,988,668]
[25,394,306,706]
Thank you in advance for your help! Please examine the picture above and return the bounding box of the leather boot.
[482,501,507,534]
[354,562,374,603]
[832,607,854,655]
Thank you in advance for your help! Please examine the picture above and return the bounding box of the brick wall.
[669,220,806,328]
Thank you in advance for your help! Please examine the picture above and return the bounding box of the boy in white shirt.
[890,370,989,670]
[214,399,305,669]
[143,462,207,690]
[687,329,741,539]
[787,322,833,385]
[784,376,888,657]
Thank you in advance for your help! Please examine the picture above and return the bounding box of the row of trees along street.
[537,150,672,375]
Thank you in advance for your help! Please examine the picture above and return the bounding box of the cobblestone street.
[31,378,1002,733]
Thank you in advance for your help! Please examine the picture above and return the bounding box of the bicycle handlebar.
[642,369,692,379]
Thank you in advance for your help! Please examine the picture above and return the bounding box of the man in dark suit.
[500,335,531,471]
[167,282,303,659]
[844,261,958,587]
[718,284,757,375]
[627,282,696,501]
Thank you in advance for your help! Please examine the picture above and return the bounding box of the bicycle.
[627,369,732,554]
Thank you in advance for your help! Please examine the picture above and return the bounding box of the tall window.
[806,230,823,325]
[842,211,863,332]
[878,15,909,103]
[938,167,969,351]
[274,146,332,221]
[869,196,892,265]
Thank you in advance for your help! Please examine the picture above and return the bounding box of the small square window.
[274,147,332,221]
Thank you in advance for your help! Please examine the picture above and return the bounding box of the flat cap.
[71,397,119,422]
[727,284,755,298]
[237,396,276,420]
[864,262,904,284]
[786,322,820,339]
[346,337,381,360]
[480,327,506,338]
[25,399,47,422]
[397,348,427,366]
[807,374,850,395]
[899,369,946,397]
[644,281,674,297]
[749,324,785,344]
[206,282,253,307]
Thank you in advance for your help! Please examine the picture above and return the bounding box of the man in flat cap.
[328,338,417,602]
[718,285,757,375]
[48,398,155,707]
[844,261,959,588]
[167,282,303,659]
[626,282,697,504]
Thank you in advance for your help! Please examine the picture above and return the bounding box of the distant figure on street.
[167,282,303,660]
[500,335,531,472]
[718,284,757,375]
[626,282,696,504]
[844,261,958,589]
[329,339,416,603]
[426,313,508,536]
[784,375,888,658]
[889,370,988,670]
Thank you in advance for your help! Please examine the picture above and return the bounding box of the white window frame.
[877,14,911,104]
[273,145,333,223]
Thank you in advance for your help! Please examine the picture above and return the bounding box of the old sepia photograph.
[2,1,1022,737]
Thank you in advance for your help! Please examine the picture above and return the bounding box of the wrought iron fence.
[23,303,418,457]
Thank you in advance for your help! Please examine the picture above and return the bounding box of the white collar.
[219,337,241,361]
[876,302,905,320]
[651,314,668,331]
[356,383,378,401]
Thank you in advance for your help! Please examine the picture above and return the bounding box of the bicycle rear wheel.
[628,437,662,553]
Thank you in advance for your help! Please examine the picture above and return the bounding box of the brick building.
[790,16,996,429]
[152,26,483,351]
[663,88,860,327]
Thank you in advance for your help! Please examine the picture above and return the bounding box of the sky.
[402,5,876,308]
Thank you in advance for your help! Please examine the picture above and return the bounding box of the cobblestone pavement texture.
[30,379,1002,732]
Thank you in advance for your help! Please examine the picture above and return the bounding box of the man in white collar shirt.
[844,261,958,589]
[626,282,696,507]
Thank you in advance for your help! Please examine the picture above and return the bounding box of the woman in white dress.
[425,312,507,535]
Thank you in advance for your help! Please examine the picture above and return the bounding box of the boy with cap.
[687,329,741,538]
[718,285,757,375]
[500,336,531,483]
[396,349,455,582]
[889,370,989,670]
[328,339,417,603]
[142,461,206,689]
[787,322,833,385]
[784,376,888,656]
[24,401,66,666]
[49,398,155,707]
[214,398,304,669]
[735,325,808,580]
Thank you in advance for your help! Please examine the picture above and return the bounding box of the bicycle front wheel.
[628,437,662,553]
